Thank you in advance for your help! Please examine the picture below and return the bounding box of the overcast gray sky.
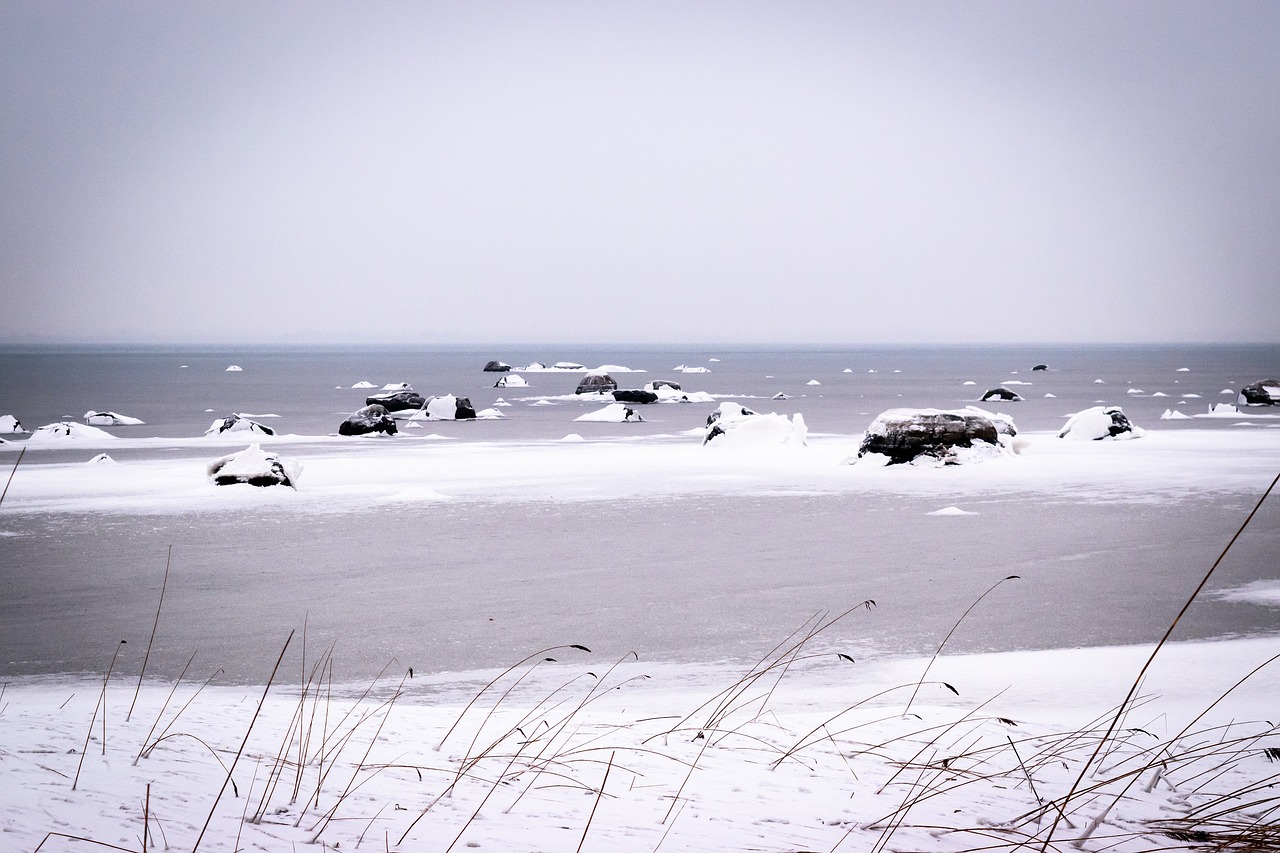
[3,1,1277,345]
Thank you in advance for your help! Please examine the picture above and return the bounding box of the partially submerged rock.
[28,421,117,442]
[1058,406,1144,440]
[494,374,528,388]
[83,410,145,426]
[415,395,476,420]
[612,389,659,404]
[207,444,301,488]
[1032,364,1048,371]
[339,404,398,436]
[576,372,617,395]
[981,387,1023,402]
[366,390,427,412]
[205,414,276,436]
[857,408,1015,465]
[1239,379,1280,406]
[483,360,512,372]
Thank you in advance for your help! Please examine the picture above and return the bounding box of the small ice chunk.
[927,506,977,516]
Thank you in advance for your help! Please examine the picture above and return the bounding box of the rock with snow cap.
[857,408,1012,465]
[1058,406,1144,440]
[706,402,757,427]
[206,444,301,488]
[365,390,427,413]
[205,414,276,437]
[704,409,807,447]
[339,404,398,436]
[83,411,145,426]
[483,360,512,372]
[981,387,1023,402]
[1239,379,1280,406]
[575,372,617,395]
[0,415,26,434]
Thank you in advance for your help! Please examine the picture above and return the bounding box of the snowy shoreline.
[3,636,1278,852]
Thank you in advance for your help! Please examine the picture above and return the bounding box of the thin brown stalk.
[1040,468,1280,851]
[576,750,615,853]
[73,639,127,790]
[191,629,294,853]
[128,546,172,722]
[0,446,25,506]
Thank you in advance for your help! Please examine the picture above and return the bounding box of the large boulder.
[206,444,300,488]
[0,415,26,434]
[857,408,1012,465]
[494,374,528,388]
[339,404,398,436]
[981,387,1022,402]
[1058,406,1144,440]
[576,372,617,395]
[613,389,659,404]
[483,360,512,372]
[27,421,117,443]
[366,390,427,412]
[1239,379,1280,406]
[205,414,275,436]
[704,409,807,447]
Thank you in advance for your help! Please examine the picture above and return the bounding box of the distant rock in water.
[857,407,1016,466]
[365,390,427,412]
[576,372,617,395]
[0,415,26,434]
[83,410,145,426]
[981,387,1023,402]
[1239,379,1280,406]
[339,404,398,436]
[612,389,658,404]
[494,374,528,388]
[483,360,512,372]
[205,414,276,436]
[87,453,117,464]
[576,403,644,423]
[225,365,243,372]
[1032,364,1048,371]
[206,444,300,488]
[1058,406,1144,440]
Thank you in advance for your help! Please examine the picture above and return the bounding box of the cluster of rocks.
[1239,379,1280,406]
[339,387,477,435]
[856,407,1016,465]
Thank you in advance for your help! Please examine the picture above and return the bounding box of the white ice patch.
[225,365,242,371]
[1212,581,1280,607]
[1161,409,1192,420]
[83,411,145,426]
[928,506,977,516]
[807,379,821,386]
[575,403,642,423]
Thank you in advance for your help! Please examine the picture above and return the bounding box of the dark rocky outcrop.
[206,444,301,488]
[1032,364,1048,371]
[613,389,659,404]
[576,373,617,395]
[339,404,398,436]
[426,395,477,420]
[366,390,427,412]
[483,360,512,372]
[981,388,1023,402]
[858,409,1003,465]
[1239,379,1280,406]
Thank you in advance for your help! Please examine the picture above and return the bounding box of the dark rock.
[858,409,1003,465]
[206,444,300,488]
[483,360,512,372]
[1240,379,1280,406]
[425,394,476,420]
[339,404,398,436]
[613,389,659,404]
[981,387,1023,402]
[366,390,426,412]
[576,373,617,395]
[649,379,682,391]
[1032,364,1048,371]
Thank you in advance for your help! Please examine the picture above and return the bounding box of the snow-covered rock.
[856,408,1014,466]
[27,421,117,443]
[225,365,242,372]
[576,403,645,423]
[1239,379,1280,406]
[205,414,276,437]
[494,374,528,388]
[704,410,807,447]
[0,415,26,434]
[483,360,512,372]
[475,408,506,419]
[1209,402,1240,416]
[981,387,1022,402]
[1160,409,1192,420]
[351,380,376,389]
[206,444,300,488]
[422,394,476,420]
[679,366,710,374]
[380,382,414,391]
[339,404,398,436]
[86,453,117,464]
[1058,406,1144,441]
[83,410,145,426]
[576,372,617,395]
[365,390,426,413]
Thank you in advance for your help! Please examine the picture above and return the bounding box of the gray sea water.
[1,344,1278,683]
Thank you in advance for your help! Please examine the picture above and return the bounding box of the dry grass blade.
[127,545,172,723]
[0,445,24,507]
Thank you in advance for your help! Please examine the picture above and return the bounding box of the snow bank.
[1,414,28,433]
